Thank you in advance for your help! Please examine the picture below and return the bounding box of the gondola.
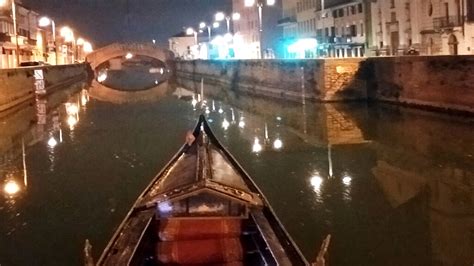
[92,115,312,266]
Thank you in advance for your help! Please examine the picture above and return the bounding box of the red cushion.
[158,219,241,241]
[157,238,243,264]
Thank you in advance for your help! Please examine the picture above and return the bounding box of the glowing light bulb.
[252,137,262,153]
[66,103,79,115]
[97,71,107,83]
[222,118,230,130]
[310,175,323,192]
[238,120,245,128]
[47,137,58,148]
[273,138,283,150]
[4,181,20,195]
[343,176,352,185]
[125,52,133,59]
[218,107,223,114]
[67,116,78,129]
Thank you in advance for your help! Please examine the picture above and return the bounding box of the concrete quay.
[175,56,474,115]
[0,64,89,113]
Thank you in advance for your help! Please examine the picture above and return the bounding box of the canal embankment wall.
[365,56,474,114]
[175,59,367,102]
[0,64,89,113]
[175,56,474,114]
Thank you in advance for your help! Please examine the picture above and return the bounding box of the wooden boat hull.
[96,115,308,266]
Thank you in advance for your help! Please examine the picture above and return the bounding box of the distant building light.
[186,27,194,35]
[232,12,241,20]
[215,12,225,22]
[287,38,318,58]
[245,0,255,7]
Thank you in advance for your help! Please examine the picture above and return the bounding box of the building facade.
[369,0,474,55]
[0,1,43,68]
[232,0,261,58]
[278,0,368,58]
[168,32,199,60]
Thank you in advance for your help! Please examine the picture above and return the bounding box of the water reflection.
[0,84,90,199]
[176,85,473,266]
[0,82,471,265]
[96,55,168,91]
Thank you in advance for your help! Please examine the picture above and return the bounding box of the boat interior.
[99,117,306,266]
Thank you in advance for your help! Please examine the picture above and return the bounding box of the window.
[330,26,335,36]
[332,10,338,18]
[391,12,397,22]
[351,6,356,15]
[390,0,395,8]
[468,0,474,21]
[350,24,357,36]
[358,3,363,13]
[325,27,329,36]
[338,9,343,17]
[360,23,364,36]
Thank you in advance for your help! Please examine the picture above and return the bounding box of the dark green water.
[0,82,472,266]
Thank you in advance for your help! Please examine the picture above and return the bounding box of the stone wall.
[0,64,88,112]
[176,56,474,114]
[366,56,474,114]
[175,59,366,102]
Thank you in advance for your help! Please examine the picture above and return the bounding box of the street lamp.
[76,37,84,62]
[215,11,240,33]
[83,41,93,54]
[38,16,57,65]
[199,22,212,41]
[60,26,74,63]
[186,27,198,45]
[0,0,20,66]
[244,0,275,58]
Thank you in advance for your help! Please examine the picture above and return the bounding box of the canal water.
[0,79,473,266]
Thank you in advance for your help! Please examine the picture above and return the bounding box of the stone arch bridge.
[86,42,175,70]
[85,42,175,103]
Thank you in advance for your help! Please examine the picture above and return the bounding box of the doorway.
[448,34,458,55]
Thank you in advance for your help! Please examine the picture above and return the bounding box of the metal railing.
[433,16,464,29]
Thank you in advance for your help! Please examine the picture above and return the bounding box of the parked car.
[19,61,49,67]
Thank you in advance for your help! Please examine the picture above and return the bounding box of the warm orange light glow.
[4,181,20,195]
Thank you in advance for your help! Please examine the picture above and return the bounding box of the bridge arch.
[85,43,175,102]
[86,42,174,70]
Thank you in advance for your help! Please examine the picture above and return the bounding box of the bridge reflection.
[86,42,175,103]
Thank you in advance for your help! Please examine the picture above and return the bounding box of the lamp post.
[186,27,198,45]
[0,0,20,66]
[215,12,240,33]
[199,22,212,41]
[60,26,74,64]
[76,37,84,62]
[38,16,57,65]
[244,0,275,59]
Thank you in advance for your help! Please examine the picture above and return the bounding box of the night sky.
[22,0,232,48]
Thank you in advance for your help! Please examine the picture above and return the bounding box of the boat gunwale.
[200,115,310,265]
[97,115,309,265]
[96,118,203,265]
